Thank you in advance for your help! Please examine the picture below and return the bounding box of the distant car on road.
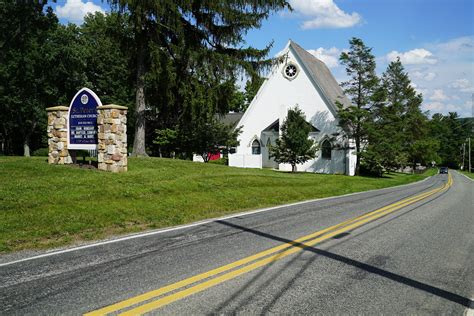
[439,167,448,174]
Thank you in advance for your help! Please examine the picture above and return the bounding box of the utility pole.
[462,143,466,170]
[469,94,473,173]
[469,137,472,173]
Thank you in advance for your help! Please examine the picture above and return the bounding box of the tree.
[107,0,290,157]
[228,84,246,113]
[378,58,437,172]
[191,119,242,163]
[81,12,134,107]
[337,38,379,175]
[244,75,265,110]
[153,128,177,158]
[430,112,470,168]
[269,107,317,172]
[0,1,59,156]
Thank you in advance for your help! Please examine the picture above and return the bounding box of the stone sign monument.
[46,87,128,172]
[68,88,100,150]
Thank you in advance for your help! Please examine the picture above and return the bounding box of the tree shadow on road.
[214,219,472,313]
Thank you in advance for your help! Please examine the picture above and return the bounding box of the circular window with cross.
[282,62,299,81]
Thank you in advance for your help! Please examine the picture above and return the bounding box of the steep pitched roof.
[217,112,244,128]
[288,40,352,111]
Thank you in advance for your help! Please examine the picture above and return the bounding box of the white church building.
[228,40,356,175]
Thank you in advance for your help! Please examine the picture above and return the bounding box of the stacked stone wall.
[46,106,72,164]
[46,104,128,172]
[97,105,128,172]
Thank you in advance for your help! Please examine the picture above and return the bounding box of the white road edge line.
[0,174,435,268]
[454,170,474,182]
[465,297,474,316]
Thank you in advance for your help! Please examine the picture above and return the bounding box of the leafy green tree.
[227,76,265,113]
[228,85,246,113]
[337,38,379,175]
[269,107,317,172]
[244,75,265,110]
[42,23,90,105]
[81,12,134,107]
[185,115,242,163]
[153,128,177,158]
[0,1,59,156]
[430,112,470,168]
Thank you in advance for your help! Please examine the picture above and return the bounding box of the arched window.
[266,138,272,147]
[321,140,332,160]
[252,139,261,155]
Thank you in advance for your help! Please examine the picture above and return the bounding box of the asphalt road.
[1,171,473,315]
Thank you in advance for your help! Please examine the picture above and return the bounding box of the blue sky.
[50,0,474,117]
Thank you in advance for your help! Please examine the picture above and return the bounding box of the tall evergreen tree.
[107,0,290,157]
[378,58,438,171]
[370,60,409,171]
[337,37,379,175]
[269,107,317,172]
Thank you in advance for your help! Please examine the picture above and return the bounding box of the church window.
[252,139,261,155]
[283,63,299,80]
[321,140,332,159]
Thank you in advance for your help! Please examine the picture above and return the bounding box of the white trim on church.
[229,40,356,176]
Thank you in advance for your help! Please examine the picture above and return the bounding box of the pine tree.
[378,58,438,172]
[107,0,290,157]
[269,107,317,172]
[337,38,379,175]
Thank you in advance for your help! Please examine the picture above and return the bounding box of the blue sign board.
[67,88,102,150]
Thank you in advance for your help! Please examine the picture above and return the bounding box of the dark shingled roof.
[289,40,352,111]
[217,112,244,128]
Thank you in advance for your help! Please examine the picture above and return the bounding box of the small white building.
[229,40,356,175]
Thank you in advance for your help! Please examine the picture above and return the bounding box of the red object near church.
[208,152,221,161]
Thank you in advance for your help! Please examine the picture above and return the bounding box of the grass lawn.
[0,157,437,253]
[459,170,474,179]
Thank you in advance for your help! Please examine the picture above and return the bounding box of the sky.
[50,0,474,117]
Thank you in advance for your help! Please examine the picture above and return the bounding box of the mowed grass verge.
[0,157,437,253]
[459,170,474,179]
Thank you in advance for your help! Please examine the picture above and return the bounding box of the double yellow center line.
[85,174,452,316]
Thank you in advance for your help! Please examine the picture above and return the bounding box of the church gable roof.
[288,40,352,111]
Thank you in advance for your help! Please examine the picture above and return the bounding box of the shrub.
[208,157,228,165]
[32,148,49,156]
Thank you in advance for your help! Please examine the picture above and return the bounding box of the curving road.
[1,171,473,315]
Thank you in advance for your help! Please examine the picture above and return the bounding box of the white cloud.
[424,101,445,112]
[392,37,474,117]
[435,36,474,54]
[430,89,449,101]
[56,0,105,24]
[411,70,436,81]
[289,0,362,29]
[386,48,437,65]
[424,72,436,81]
[449,79,474,93]
[307,47,341,68]
[423,102,461,113]
[410,82,429,96]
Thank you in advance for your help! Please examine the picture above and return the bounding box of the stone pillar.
[97,104,128,172]
[46,106,72,164]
